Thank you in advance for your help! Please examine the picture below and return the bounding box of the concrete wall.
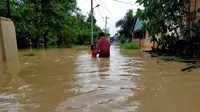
[0,18,5,63]
[0,17,5,74]
[190,0,200,21]
[138,39,158,51]
[135,31,158,51]
[0,17,20,74]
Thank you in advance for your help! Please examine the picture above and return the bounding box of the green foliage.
[134,0,200,56]
[119,35,126,43]
[164,57,184,62]
[123,42,139,49]
[23,52,36,56]
[136,0,186,40]
[191,21,200,42]
[116,9,137,42]
[87,13,97,25]
[150,37,158,43]
[0,0,102,48]
[105,32,110,37]
[0,0,6,17]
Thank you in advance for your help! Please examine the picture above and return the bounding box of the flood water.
[1,44,200,112]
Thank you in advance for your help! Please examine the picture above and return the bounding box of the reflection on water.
[0,44,200,112]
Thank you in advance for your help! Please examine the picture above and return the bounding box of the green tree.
[6,0,10,17]
[0,0,6,17]
[87,13,97,25]
[135,0,200,56]
[136,0,186,39]
[135,0,190,54]
[0,0,103,48]
[115,9,137,42]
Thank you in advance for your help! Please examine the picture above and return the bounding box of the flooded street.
[1,44,200,112]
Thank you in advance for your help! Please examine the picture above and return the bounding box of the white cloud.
[77,0,143,36]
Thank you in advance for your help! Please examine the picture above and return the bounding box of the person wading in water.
[94,32,111,58]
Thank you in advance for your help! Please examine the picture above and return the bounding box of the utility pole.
[6,0,11,18]
[90,1,99,45]
[91,0,94,45]
[104,17,110,33]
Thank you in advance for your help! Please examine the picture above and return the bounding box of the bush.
[163,56,184,62]
[23,52,36,56]
[123,42,139,49]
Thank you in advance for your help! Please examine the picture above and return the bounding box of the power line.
[94,0,104,23]
[97,8,104,22]
[94,0,98,5]
[78,0,89,7]
[98,0,115,24]
[98,0,106,15]
[97,0,105,19]
[95,0,104,19]
[110,0,142,7]
[107,22,115,25]
[98,0,120,21]
[98,0,115,33]
[104,5,119,20]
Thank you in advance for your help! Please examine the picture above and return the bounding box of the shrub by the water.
[164,57,184,62]
[123,42,139,49]
[23,52,36,56]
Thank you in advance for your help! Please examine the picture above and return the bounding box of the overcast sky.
[76,0,144,36]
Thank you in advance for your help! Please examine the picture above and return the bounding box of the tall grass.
[123,42,140,49]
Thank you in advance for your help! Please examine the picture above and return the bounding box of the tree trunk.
[41,0,47,48]
[44,32,47,48]
[6,0,11,18]
[175,28,180,39]
[188,0,191,40]
[193,0,197,22]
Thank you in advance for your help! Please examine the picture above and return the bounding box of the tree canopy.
[135,0,200,56]
[0,0,103,48]
[136,0,187,40]
[115,9,137,42]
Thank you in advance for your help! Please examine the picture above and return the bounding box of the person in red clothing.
[95,32,111,58]
[91,44,97,57]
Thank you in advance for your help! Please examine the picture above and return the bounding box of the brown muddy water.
[0,44,200,112]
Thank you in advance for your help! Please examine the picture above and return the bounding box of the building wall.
[133,31,158,51]
[0,17,20,74]
[0,17,6,72]
[190,0,200,21]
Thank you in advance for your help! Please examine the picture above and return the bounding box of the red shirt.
[96,37,111,57]
[91,50,96,57]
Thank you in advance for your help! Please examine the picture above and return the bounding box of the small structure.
[132,18,158,51]
[0,17,20,74]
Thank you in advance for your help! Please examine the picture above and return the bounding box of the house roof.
[133,18,148,32]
